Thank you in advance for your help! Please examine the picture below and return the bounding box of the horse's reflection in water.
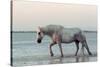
[76,56,89,62]
[49,55,89,64]
[49,57,63,64]
[49,49,89,64]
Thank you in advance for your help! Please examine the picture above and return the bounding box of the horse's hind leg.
[81,44,85,55]
[75,40,79,56]
[81,40,92,55]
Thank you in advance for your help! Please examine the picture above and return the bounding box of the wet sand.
[12,53,97,66]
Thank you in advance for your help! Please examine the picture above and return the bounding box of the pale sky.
[12,1,97,31]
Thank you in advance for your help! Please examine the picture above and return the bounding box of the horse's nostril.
[37,39,41,43]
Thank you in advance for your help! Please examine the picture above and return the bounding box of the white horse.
[36,25,92,57]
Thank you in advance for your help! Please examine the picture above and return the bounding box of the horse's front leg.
[49,42,55,56]
[52,33,63,57]
[58,43,64,57]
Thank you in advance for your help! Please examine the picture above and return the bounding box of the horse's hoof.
[89,52,92,55]
[51,54,54,56]
[75,54,77,56]
[61,55,64,57]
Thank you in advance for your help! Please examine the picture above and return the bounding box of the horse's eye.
[38,32,41,35]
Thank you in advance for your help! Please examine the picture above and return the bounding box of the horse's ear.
[38,26,42,32]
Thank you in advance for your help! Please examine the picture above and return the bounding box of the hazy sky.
[12,1,97,31]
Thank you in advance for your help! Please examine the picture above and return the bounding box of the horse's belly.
[61,36,74,43]
[61,28,81,43]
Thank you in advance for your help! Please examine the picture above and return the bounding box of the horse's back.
[62,28,81,36]
[46,25,64,32]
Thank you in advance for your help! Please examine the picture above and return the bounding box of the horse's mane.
[39,25,64,36]
[42,25,64,33]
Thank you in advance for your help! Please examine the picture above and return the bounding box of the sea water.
[12,32,97,66]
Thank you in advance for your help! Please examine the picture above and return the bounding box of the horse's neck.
[42,27,54,37]
[42,25,63,37]
[44,30,53,36]
[44,30,62,39]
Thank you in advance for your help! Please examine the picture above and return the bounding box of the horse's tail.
[74,29,86,42]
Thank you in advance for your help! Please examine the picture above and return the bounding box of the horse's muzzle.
[37,39,41,43]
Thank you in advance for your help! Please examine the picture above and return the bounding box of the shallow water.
[12,32,97,66]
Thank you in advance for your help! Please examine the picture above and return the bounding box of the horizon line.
[11,30,97,33]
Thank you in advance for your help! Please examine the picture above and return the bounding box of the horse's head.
[37,27,44,43]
